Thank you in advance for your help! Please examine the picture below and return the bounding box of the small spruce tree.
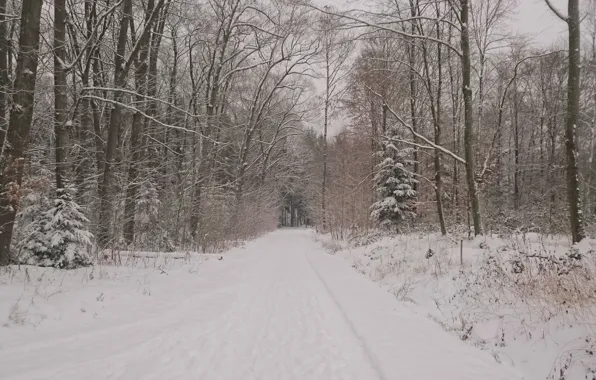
[370,138,417,231]
[19,186,93,269]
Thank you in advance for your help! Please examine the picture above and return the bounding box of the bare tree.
[0,0,44,264]
[545,0,585,242]
[318,8,352,232]
[0,0,8,151]
[97,0,167,247]
[54,0,69,190]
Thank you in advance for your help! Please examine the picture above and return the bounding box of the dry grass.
[466,238,596,322]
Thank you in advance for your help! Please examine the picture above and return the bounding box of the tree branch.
[544,0,568,22]
[308,3,463,57]
[365,85,467,164]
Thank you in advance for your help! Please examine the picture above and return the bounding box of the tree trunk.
[0,0,44,264]
[98,0,132,247]
[163,30,178,185]
[0,0,8,152]
[146,15,165,172]
[461,0,483,236]
[513,77,520,210]
[434,27,447,235]
[123,0,155,245]
[54,0,69,190]
[447,23,460,221]
[91,47,105,176]
[408,0,419,193]
[322,52,329,232]
[98,0,165,246]
[565,0,586,242]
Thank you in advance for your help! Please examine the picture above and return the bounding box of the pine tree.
[19,186,93,269]
[370,139,417,231]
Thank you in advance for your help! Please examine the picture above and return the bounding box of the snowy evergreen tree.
[19,186,93,269]
[370,139,417,231]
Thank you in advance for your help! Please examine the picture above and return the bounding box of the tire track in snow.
[304,249,388,380]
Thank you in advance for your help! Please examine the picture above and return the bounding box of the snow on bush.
[18,186,93,269]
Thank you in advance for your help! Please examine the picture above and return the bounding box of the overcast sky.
[514,0,568,46]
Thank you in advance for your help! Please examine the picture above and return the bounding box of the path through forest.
[0,229,524,379]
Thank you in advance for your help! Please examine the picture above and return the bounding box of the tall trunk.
[565,0,585,242]
[146,14,165,172]
[590,26,596,212]
[322,44,329,231]
[76,0,96,198]
[188,45,202,243]
[123,0,155,245]
[369,98,377,225]
[98,0,132,247]
[81,0,103,183]
[91,47,105,176]
[495,78,507,204]
[54,0,69,190]
[0,0,44,264]
[461,0,483,235]
[408,0,419,193]
[590,72,596,213]
[447,23,460,221]
[98,0,165,246]
[434,23,447,235]
[0,0,7,152]
[163,31,178,184]
[513,78,520,210]
[417,10,447,235]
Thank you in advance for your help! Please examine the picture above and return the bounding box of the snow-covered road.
[0,229,524,379]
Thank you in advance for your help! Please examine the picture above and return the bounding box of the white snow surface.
[320,231,596,380]
[0,229,523,380]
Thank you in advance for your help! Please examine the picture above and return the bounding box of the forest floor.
[0,229,522,380]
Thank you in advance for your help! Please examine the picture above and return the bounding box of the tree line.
[0,0,324,266]
[300,0,594,242]
[0,0,593,267]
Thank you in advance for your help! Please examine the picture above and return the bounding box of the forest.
[0,0,593,267]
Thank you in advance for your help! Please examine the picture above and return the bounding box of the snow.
[0,229,523,380]
[321,232,596,380]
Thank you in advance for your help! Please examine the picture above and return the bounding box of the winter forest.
[5,0,596,378]
[2,0,594,266]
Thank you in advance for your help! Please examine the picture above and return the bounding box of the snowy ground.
[320,231,596,380]
[0,229,523,379]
